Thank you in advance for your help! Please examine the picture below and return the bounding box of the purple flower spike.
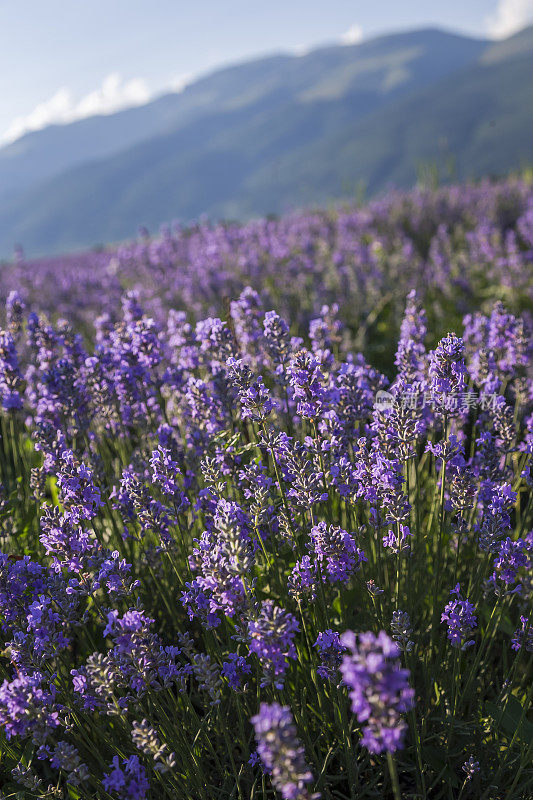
[429,333,467,414]
[340,629,414,754]
[251,702,318,800]
[310,521,366,584]
[248,600,299,688]
[511,616,533,652]
[102,755,149,800]
[441,584,477,649]
[314,630,347,680]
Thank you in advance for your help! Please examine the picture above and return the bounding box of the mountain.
[0,26,531,256]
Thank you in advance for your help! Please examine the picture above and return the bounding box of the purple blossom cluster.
[441,584,478,649]
[429,334,467,396]
[0,672,60,744]
[182,498,254,626]
[340,630,414,753]
[314,630,347,680]
[310,522,366,584]
[221,652,252,691]
[251,702,318,800]
[511,616,533,652]
[488,536,532,595]
[248,601,299,688]
[103,755,149,800]
[71,608,189,711]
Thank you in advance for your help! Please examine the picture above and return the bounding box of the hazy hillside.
[1,26,531,256]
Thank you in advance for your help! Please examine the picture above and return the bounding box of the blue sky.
[1,0,532,144]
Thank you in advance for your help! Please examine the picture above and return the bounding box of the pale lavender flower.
[340,630,414,754]
[248,600,299,688]
[429,333,467,414]
[395,290,427,382]
[310,522,366,584]
[288,556,318,601]
[391,610,414,652]
[226,357,276,422]
[0,672,60,745]
[462,756,480,781]
[251,702,318,800]
[131,719,176,775]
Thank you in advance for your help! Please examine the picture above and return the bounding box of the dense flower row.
[1,178,532,366]
[0,179,531,799]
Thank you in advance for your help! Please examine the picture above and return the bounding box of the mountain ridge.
[1,25,531,257]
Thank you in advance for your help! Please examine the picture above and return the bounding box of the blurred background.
[0,0,532,258]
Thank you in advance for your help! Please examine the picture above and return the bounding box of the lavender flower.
[488,537,531,595]
[263,310,291,370]
[288,556,318,602]
[230,286,263,362]
[56,448,103,523]
[395,290,427,382]
[278,439,328,510]
[226,357,276,422]
[314,630,346,680]
[6,290,25,337]
[190,652,223,706]
[11,762,43,791]
[251,702,318,800]
[49,741,90,786]
[102,755,149,800]
[150,445,180,495]
[310,522,366,584]
[372,382,425,461]
[0,672,60,745]
[511,616,533,652]
[441,584,477,649]
[340,630,414,753]
[464,302,527,384]
[476,481,516,551]
[391,610,414,652]
[429,333,467,413]
[462,756,480,781]
[353,440,412,553]
[0,330,24,410]
[248,600,299,688]
[131,719,176,774]
[72,608,187,708]
[366,579,385,597]
[288,350,330,419]
[221,653,252,691]
[183,499,254,624]
[309,303,342,354]
[195,317,236,365]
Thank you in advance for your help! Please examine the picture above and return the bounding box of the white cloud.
[3,88,73,144]
[2,73,151,144]
[75,73,149,118]
[486,0,533,38]
[341,23,363,46]
[168,73,193,93]
[292,43,312,56]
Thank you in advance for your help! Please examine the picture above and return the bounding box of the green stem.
[387,752,402,800]
[430,431,447,651]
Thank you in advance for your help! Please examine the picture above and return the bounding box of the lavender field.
[0,176,531,799]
